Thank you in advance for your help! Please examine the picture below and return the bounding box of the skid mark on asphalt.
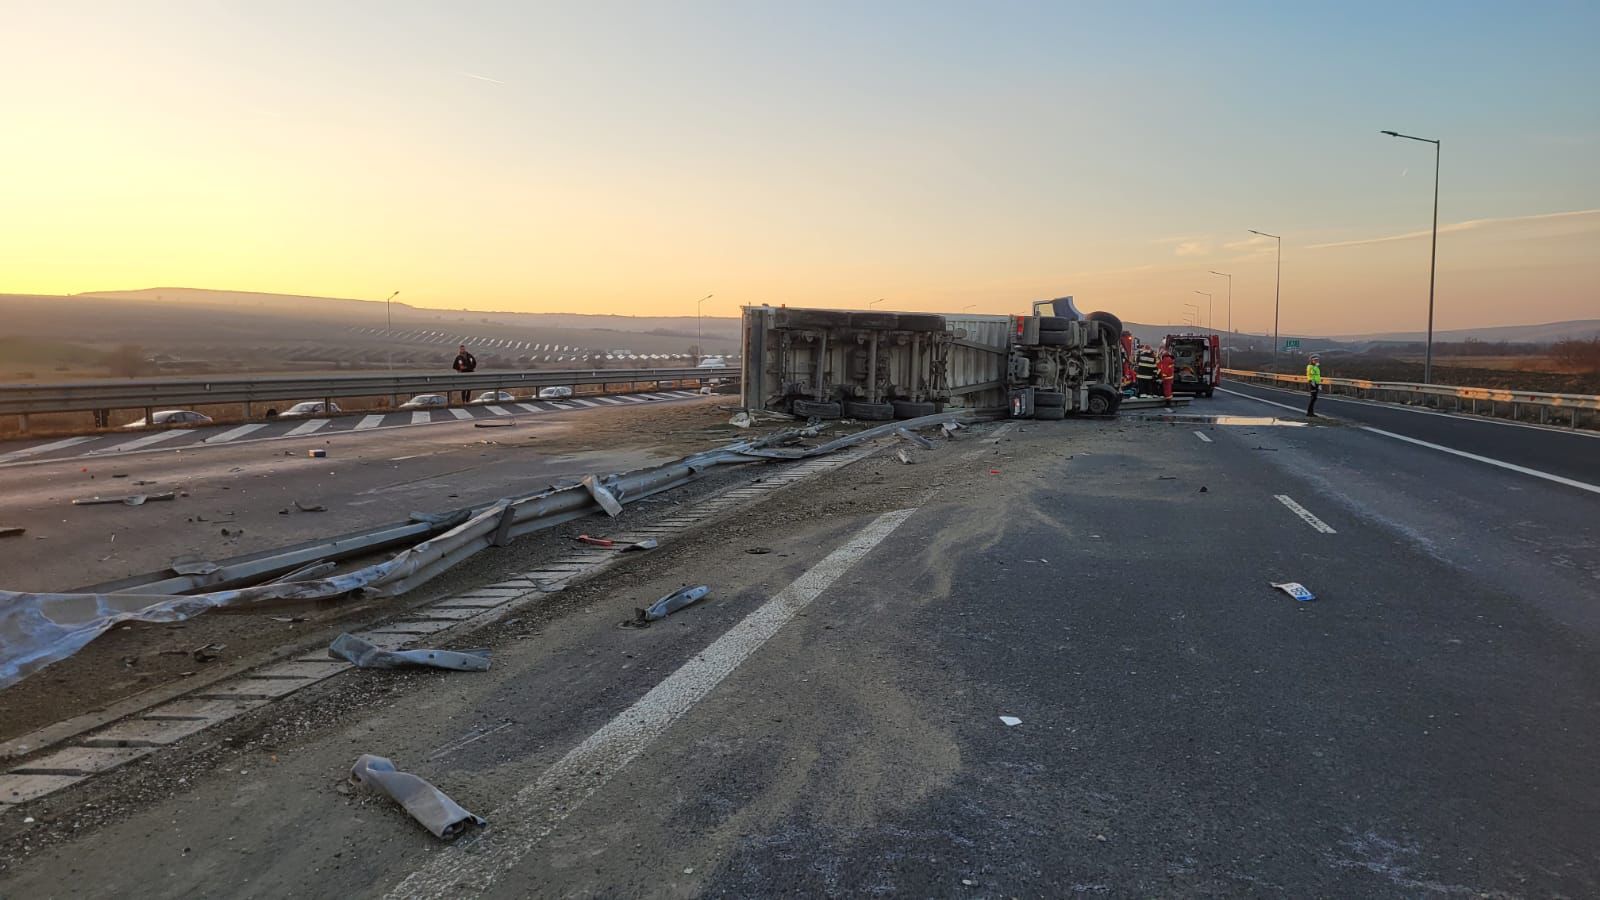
[387,507,920,898]
[1275,494,1338,533]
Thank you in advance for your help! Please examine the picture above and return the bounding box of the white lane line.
[484,405,511,416]
[354,415,385,431]
[285,418,330,437]
[1229,382,1600,439]
[514,403,543,414]
[387,507,919,898]
[1275,494,1338,533]
[203,423,268,444]
[617,394,649,403]
[410,411,432,425]
[569,399,600,408]
[1194,431,1213,443]
[1217,386,1312,417]
[592,397,624,405]
[668,390,700,398]
[641,393,675,401]
[85,430,186,454]
[1362,426,1600,497]
[448,408,473,420]
[0,435,94,463]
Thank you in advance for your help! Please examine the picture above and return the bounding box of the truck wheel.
[842,399,894,421]
[1034,390,1065,408]
[1037,316,1072,332]
[1086,387,1117,416]
[895,313,946,333]
[1035,405,1066,420]
[792,399,841,419]
[892,399,938,419]
[1038,330,1071,346]
[1086,311,1123,336]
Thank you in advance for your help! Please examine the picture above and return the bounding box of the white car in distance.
[123,410,213,429]
[473,390,518,403]
[399,393,449,410]
[278,401,342,418]
[538,386,574,400]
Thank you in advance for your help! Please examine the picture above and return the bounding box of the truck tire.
[1034,390,1065,408]
[1037,316,1071,332]
[791,399,841,419]
[895,313,946,332]
[892,399,937,419]
[848,312,899,330]
[1086,310,1122,334]
[1085,386,1117,416]
[842,399,894,421]
[1038,330,1071,346]
[1035,404,1066,420]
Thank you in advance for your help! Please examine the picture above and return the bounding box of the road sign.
[1283,339,1301,350]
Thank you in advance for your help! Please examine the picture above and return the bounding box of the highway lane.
[3,398,1595,896]
[0,390,703,469]
[1220,379,1600,491]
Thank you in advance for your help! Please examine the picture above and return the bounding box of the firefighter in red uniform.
[1157,350,1176,407]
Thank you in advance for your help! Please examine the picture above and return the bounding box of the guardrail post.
[245,400,253,418]
[17,414,28,434]
[144,406,153,425]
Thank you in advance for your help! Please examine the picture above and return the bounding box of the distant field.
[1230,351,1600,395]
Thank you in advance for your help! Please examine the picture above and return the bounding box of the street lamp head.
[1380,130,1399,137]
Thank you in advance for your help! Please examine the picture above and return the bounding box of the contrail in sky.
[1306,208,1600,250]
[462,72,506,85]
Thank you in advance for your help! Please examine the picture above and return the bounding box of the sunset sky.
[2,2,1596,335]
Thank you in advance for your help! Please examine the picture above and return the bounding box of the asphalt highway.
[1,393,1596,897]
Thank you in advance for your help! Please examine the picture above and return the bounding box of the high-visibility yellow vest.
[1306,363,1322,385]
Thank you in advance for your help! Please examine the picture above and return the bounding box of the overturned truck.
[740,297,1125,420]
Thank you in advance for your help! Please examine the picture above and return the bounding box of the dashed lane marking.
[202,423,269,444]
[484,405,511,416]
[85,430,185,455]
[0,436,94,463]
[284,418,330,437]
[354,415,385,431]
[1274,494,1337,533]
[448,408,473,420]
[410,411,432,425]
[514,403,543,414]
[1194,431,1213,443]
[387,506,919,898]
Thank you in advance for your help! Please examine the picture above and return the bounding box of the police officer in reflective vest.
[1305,354,1323,417]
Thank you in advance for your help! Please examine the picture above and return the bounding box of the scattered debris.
[727,411,753,428]
[989,469,1001,475]
[191,642,225,663]
[349,754,487,839]
[1157,475,1177,480]
[1253,446,1278,452]
[895,427,935,449]
[636,585,710,624]
[72,492,176,507]
[473,420,515,428]
[745,547,772,555]
[170,556,220,576]
[133,479,157,486]
[329,633,491,671]
[619,538,659,552]
[577,534,615,547]
[999,715,1022,727]
[309,449,327,459]
[940,422,962,439]
[1270,581,1317,602]
[895,448,916,465]
[0,527,24,539]
[111,473,128,479]
[294,500,328,513]
[269,615,307,624]
[1199,486,1208,493]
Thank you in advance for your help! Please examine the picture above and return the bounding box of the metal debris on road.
[349,754,487,840]
[895,427,935,449]
[0,527,24,539]
[473,420,515,428]
[638,585,710,623]
[329,633,491,671]
[745,547,772,554]
[170,556,221,576]
[308,449,327,458]
[191,642,224,662]
[1270,582,1317,602]
[581,474,624,517]
[895,448,916,465]
[619,538,658,552]
[72,492,177,507]
[999,716,1022,727]
[727,411,753,428]
[294,500,328,513]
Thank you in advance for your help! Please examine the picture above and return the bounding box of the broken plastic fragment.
[349,754,486,839]
[620,538,659,552]
[999,715,1022,727]
[1270,582,1316,602]
[329,633,490,671]
[638,585,710,622]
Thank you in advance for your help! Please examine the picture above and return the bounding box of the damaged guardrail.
[1222,368,1600,430]
[0,410,969,690]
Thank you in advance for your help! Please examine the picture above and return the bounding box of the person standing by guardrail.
[452,344,477,403]
[1305,354,1322,417]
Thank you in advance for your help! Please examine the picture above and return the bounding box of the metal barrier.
[1222,368,1600,430]
[0,367,737,429]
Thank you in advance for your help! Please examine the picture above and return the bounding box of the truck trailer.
[739,297,1125,420]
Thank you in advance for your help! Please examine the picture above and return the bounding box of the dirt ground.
[0,398,860,747]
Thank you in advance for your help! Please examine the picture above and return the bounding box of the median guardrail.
[1222,368,1600,430]
[0,367,737,428]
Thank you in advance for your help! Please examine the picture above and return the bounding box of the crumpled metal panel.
[350,754,486,839]
[329,633,490,671]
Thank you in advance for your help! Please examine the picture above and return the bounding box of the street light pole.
[1192,291,1212,334]
[695,293,714,364]
[384,291,399,371]
[869,298,886,308]
[1209,271,1232,366]
[1381,130,1442,384]
[1248,230,1282,371]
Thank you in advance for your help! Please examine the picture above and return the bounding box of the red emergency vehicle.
[1162,333,1221,398]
